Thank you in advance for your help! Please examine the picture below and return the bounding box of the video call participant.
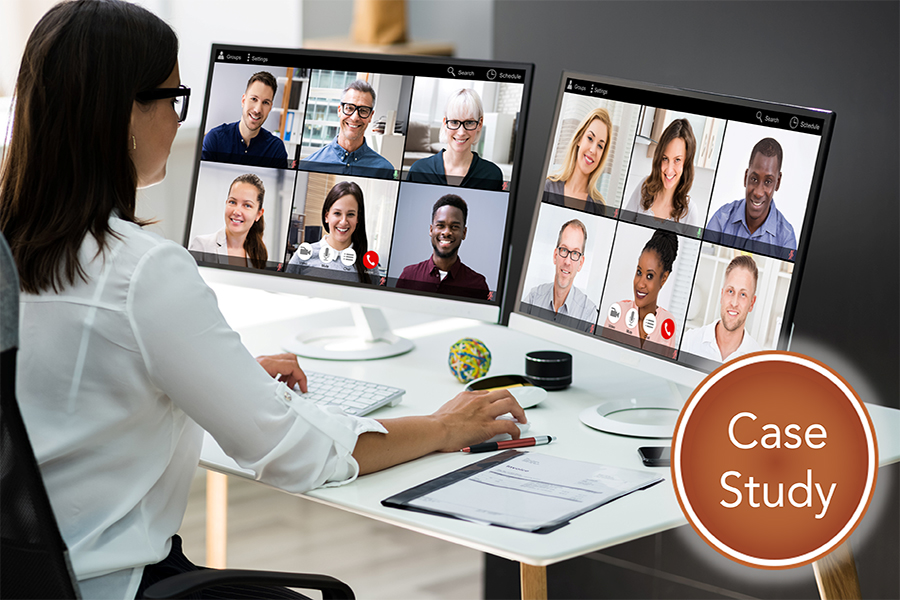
[201,71,288,168]
[544,107,611,214]
[604,229,679,351]
[623,118,702,227]
[407,88,504,191]
[521,219,598,332]
[704,138,796,256]
[395,194,489,300]
[3,3,525,598]
[303,80,395,179]
[681,255,761,362]
[286,180,376,283]
[189,173,267,269]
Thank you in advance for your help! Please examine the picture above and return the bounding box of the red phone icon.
[662,319,675,340]
[363,251,379,269]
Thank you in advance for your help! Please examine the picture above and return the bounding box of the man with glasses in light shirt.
[303,79,396,178]
[521,219,598,332]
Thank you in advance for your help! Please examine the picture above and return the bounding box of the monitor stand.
[578,379,691,439]
[282,305,414,360]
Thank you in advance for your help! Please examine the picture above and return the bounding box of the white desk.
[200,287,900,599]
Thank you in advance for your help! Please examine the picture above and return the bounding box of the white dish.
[579,397,682,438]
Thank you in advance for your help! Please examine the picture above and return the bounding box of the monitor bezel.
[184,44,535,324]
[510,70,835,379]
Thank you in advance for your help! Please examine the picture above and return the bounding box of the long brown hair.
[230,174,268,269]
[547,108,612,204]
[640,118,696,221]
[322,181,368,283]
[0,0,178,293]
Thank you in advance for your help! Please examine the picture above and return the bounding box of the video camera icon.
[296,242,313,261]
[607,303,622,324]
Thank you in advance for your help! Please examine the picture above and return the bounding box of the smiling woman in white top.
[190,173,268,269]
[623,118,702,227]
[286,180,376,283]
[0,2,525,598]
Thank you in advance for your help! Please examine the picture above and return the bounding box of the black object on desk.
[525,350,572,390]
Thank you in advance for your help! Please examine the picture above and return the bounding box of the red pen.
[460,436,554,453]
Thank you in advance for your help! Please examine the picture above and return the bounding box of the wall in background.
[0,1,56,96]
[302,0,494,59]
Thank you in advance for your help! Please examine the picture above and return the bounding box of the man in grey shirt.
[521,219,598,332]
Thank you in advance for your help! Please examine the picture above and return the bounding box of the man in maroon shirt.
[396,194,490,300]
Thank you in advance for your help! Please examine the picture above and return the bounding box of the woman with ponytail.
[190,173,269,269]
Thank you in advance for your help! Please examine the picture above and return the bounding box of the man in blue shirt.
[301,80,396,179]
[704,138,797,260]
[202,71,289,168]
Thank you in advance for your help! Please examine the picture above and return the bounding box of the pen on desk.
[460,436,554,454]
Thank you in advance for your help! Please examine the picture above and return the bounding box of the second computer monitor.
[513,72,834,384]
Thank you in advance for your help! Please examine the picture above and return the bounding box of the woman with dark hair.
[623,118,701,226]
[0,2,524,598]
[603,230,679,351]
[189,173,268,269]
[285,180,376,282]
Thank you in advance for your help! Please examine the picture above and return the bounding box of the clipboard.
[382,450,663,534]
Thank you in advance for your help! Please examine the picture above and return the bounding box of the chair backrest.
[1,232,81,599]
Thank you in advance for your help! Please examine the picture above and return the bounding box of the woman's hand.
[353,389,527,474]
[431,389,527,452]
[256,353,308,393]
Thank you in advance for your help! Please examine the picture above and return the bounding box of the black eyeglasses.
[135,84,191,122]
[557,247,583,261]
[340,102,373,119]
[445,119,480,131]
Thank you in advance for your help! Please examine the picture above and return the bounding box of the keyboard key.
[301,371,404,416]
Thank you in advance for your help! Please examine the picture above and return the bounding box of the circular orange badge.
[671,351,878,569]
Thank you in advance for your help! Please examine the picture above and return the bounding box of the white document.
[407,452,662,531]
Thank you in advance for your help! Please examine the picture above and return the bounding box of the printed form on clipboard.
[382,450,664,533]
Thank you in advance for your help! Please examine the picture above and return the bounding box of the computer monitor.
[185,45,533,359]
[510,72,834,432]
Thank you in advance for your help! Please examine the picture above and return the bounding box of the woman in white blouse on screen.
[0,2,524,598]
[623,118,702,227]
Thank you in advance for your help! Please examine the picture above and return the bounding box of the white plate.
[579,397,682,438]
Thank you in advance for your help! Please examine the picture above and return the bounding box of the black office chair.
[0,232,354,599]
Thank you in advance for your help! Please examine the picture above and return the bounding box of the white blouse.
[624,177,703,228]
[17,215,386,599]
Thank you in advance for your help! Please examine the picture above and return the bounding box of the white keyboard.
[301,371,405,416]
